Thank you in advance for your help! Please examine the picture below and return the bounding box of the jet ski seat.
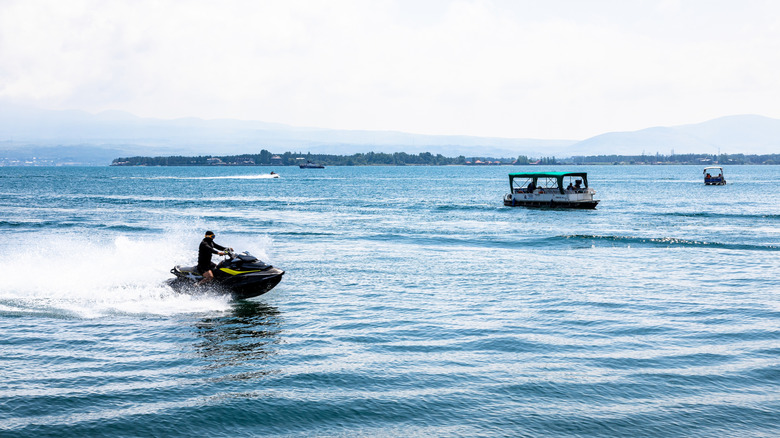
[176,265,201,275]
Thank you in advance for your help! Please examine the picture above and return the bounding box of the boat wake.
[123,174,280,180]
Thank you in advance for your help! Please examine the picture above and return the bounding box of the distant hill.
[0,102,575,163]
[570,115,780,156]
[1,101,778,165]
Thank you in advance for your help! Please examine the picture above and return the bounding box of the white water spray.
[0,229,279,318]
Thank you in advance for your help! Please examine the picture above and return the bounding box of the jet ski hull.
[167,269,284,300]
[167,251,284,299]
[220,269,284,299]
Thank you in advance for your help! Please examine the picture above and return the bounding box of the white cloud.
[2,0,780,139]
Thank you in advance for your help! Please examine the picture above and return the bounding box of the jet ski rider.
[197,231,232,285]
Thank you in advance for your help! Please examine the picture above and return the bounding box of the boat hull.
[504,191,599,209]
[504,199,599,209]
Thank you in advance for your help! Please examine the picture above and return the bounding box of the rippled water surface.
[1,165,778,437]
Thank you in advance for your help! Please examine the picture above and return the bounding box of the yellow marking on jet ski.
[219,268,264,275]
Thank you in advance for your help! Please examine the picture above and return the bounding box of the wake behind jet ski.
[167,249,284,299]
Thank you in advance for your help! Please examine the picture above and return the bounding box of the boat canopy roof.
[508,172,588,179]
[703,166,723,171]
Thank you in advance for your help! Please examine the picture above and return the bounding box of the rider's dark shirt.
[198,237,226,272]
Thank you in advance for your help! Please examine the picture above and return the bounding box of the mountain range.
[1,102,778,165]
[570,115,780,157]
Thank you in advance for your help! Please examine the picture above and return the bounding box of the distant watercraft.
[503,172,599,209]
[703,167,726,185]
[299,161,325,169]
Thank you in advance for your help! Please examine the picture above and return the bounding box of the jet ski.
[167,250,284,299]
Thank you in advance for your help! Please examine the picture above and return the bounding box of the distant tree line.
[111,150,780,166]
[112,150,470,166]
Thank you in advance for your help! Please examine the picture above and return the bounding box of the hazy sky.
[2,0,779,139]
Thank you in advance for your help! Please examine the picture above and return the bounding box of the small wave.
[558,235,780,251]
[0,220,81,229]
[363,232,779,251]
[660,212,780,220]
[103,225,156,232]
[434,204,504,212]
[368,233,520,249]
[0,220,155,233]
[276,231,339,237]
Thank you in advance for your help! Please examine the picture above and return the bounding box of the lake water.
[1,165,778,437]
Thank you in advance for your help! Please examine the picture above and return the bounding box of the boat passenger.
[574,180,582,191]
[527,181,536,192]
[566,182,574,191]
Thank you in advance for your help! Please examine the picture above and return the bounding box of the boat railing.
[513,187,595,196]
[565,189,594,199]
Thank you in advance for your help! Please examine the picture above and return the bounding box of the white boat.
[503,172,599,209]
[703,167,726,185]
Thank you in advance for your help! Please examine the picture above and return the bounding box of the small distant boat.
[704,167,726,185]
[299,161,325,169]
[269,172,280,178]
[503,172,599,209]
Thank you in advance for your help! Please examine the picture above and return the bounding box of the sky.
[1,0,780,140]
